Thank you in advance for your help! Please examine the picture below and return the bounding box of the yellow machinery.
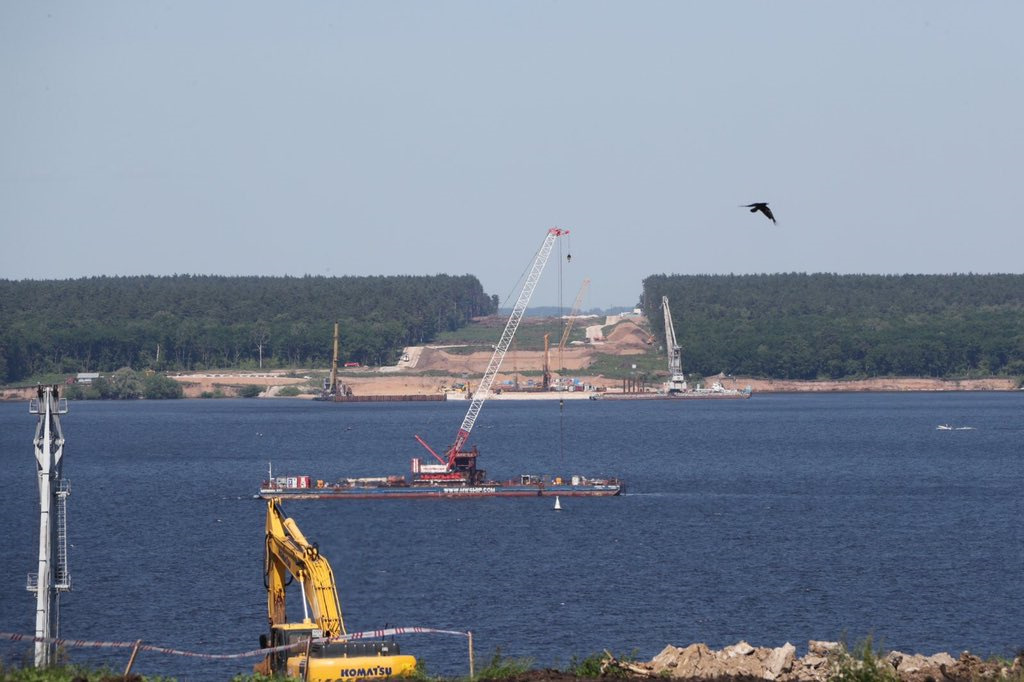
[256,498,417,680]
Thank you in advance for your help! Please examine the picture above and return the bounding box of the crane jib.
[446,227,568,466]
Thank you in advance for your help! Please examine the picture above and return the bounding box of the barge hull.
[601,392,750,400]
[259,485,622,500]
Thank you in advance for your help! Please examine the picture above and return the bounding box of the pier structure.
[27,385,71,668]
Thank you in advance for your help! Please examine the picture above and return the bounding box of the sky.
[2,2,1022,309]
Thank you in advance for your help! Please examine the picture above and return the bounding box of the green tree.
[108,367,143,399]
[142,373,184,399]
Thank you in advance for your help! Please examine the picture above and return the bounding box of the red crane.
[414,227,569,475]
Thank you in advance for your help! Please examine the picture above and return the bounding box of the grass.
[433,317,588,351]
[472,649,534,680]
[828,636,898,682]
[0,661,176,681]
[566,650,638,678]
[584,350,667,381]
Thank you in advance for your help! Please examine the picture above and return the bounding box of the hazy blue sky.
[2,2,1021,308]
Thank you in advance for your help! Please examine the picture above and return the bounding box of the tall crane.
[320,322,352,400]
[417,228,569,469]
[557,278,590,377]
[662,296,687,393]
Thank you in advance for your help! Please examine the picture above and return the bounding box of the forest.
[642,273,1024,380]
[0,275,497,384]
[4,273,1022,386]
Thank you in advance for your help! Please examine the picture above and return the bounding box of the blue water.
[1,394,1022,680]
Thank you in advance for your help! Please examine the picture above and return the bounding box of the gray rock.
[765,643,797,680]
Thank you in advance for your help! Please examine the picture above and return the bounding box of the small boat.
[554,496,562,511]
[937,424,954,430]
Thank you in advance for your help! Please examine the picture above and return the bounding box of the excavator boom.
[264,498,345,636]
[259,498,416,681]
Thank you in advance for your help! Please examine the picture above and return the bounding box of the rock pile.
[611,641,1023,682]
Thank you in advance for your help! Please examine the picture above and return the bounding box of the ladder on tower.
[55,478,71,591]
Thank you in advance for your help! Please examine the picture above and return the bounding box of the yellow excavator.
[256,498,417,680]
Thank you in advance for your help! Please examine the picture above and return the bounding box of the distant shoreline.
[1,374,1020,401]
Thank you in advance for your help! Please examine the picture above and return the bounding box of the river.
[0,393,1021,680]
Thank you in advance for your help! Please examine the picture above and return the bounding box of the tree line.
[642,273,1024,380]
[0,275,497,384]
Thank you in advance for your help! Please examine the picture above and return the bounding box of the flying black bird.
[742,202,776,224]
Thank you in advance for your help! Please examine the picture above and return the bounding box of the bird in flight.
[742,202,776,224]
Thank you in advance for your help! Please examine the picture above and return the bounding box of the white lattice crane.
[662,296,687,393]
[415,228,569,469]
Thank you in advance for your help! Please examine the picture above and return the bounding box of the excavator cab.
[264,624,416,681]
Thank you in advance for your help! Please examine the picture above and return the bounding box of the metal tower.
[662,296,687,393]
[26,385,71,668]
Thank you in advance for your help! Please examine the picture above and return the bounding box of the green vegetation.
[0,661,175,681]
[473,649,534,680]
[142,374,185,399]
[645,273,1024,380]
[62,369,184,400]
[828,636,899,682]
[567,650,637,678]
[433,316,589,350]
[5,273,1023,386]
[0,275,496,385]
[584,350,665,381]
[237,385,264,398]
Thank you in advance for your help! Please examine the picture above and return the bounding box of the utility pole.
[28,385,71,668]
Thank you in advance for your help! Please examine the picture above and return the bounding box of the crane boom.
[662,296,687,393]
[446,227,568,464]
[558,278,591,351]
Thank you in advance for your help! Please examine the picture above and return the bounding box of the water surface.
[1,394,1021,679]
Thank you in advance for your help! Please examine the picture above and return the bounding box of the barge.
[259,450,623,500]
[269,229,623,501]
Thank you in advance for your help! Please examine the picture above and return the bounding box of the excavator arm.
[264,498,345,637]
[259,499,417,681]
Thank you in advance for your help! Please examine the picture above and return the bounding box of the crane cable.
[558,236,566,469]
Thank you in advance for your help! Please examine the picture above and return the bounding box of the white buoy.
[554,495,562,511]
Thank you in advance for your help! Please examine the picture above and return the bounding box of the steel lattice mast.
[445,227,569,466]
[28,385,71,668]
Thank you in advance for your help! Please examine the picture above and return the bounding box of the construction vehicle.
[317,322,353,400]
[257,498,416,680]
[661,296,687,393]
